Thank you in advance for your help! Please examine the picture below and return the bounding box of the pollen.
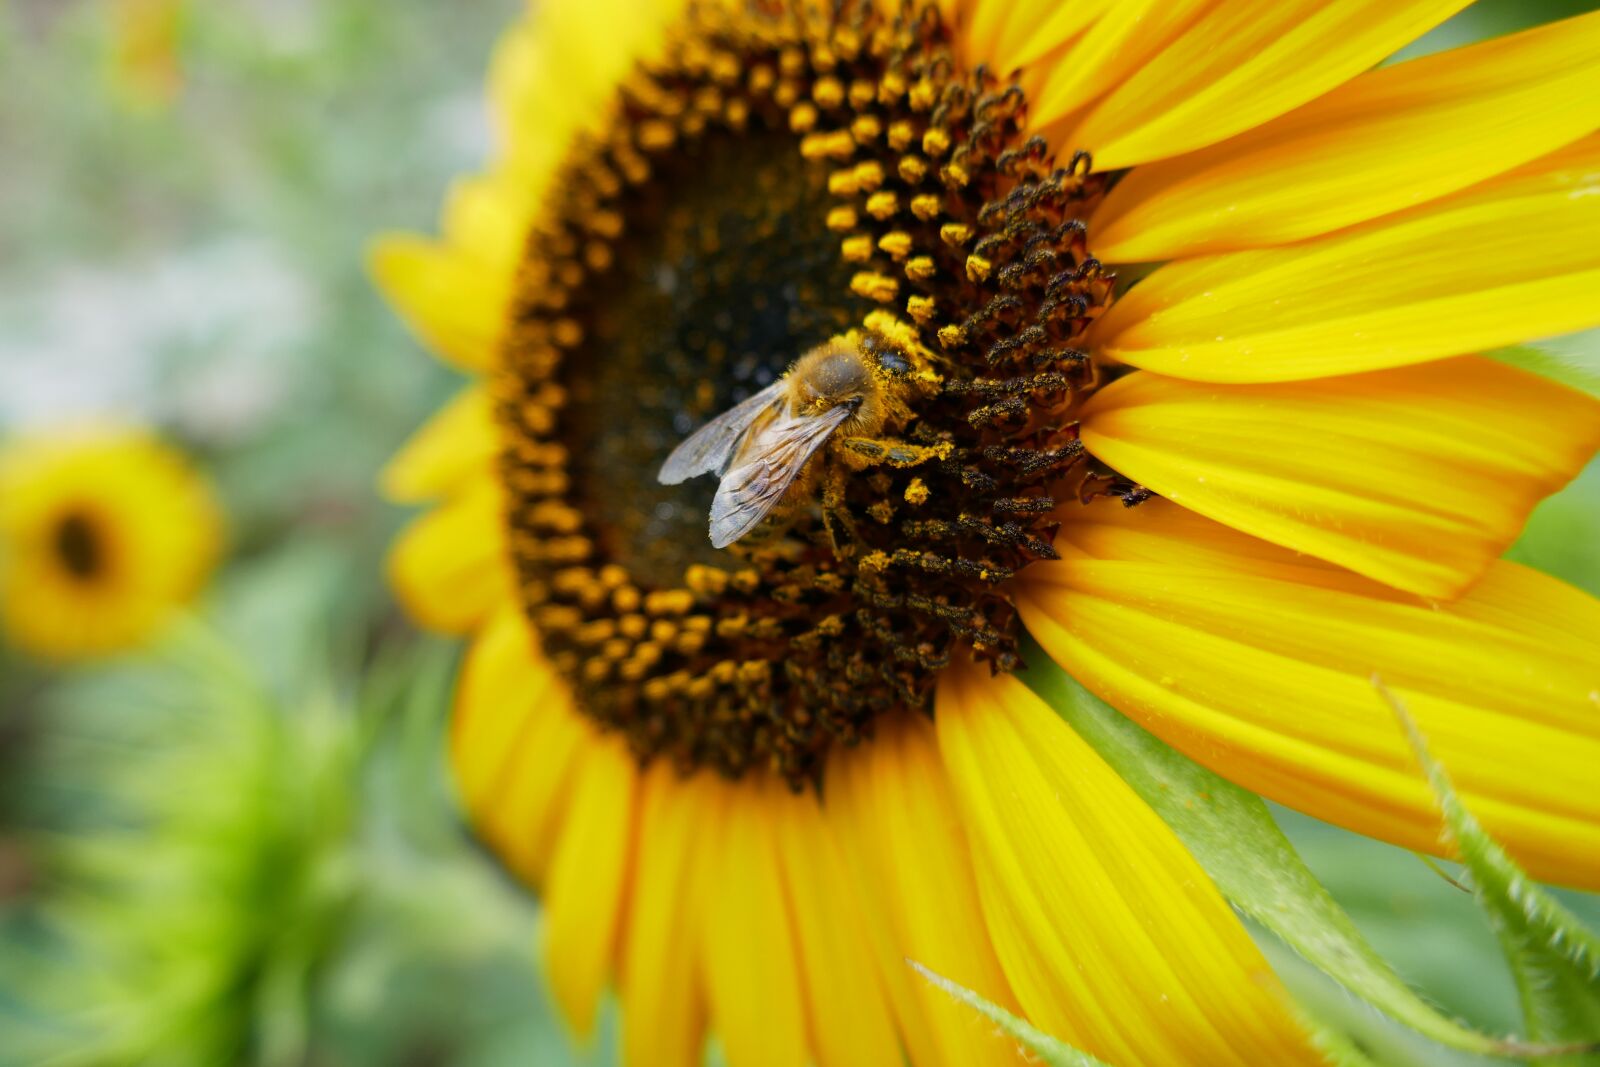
[494,1,1112,784]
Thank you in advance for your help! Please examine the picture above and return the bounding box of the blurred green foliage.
[0,2,610,1063]
[0,0,1597,1064]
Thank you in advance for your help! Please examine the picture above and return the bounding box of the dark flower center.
[564,128,866,591]
[496,2,1116,782]
[54,511,104,580]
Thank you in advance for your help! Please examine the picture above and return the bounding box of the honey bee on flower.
[374,2,1600,1064]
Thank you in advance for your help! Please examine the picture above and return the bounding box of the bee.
[659,336,909,548]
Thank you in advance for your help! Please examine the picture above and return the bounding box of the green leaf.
[1378,678,1600,1065]
[1021,647,1544,1059]
[907,961,1112,1067]
[1258,938,1476,1067]
[1490,335,1600,401]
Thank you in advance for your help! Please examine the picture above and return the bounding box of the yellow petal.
[1064,0,1470,169]
[476,664,590,888]
[1025,0,1214,130]
[1018,499,1600,890]
[1092,11,1600,261]
[1080,357,1600,598]
[386,475,511,633]
[970,0,1113,73]
[543,738,638,1037]
[450,607,593,890]
[450,605,549,820]
[441,173,533,274]
[937,667,1322,1066]
[492,0,683,187]
[827,716,1027,1067]
[1091,135,1600,381]
[380,385,500,503]
[485,19,572,195]
[368,234,511,373]
[619,763,709,1067]
[958,0,1013,72]
[772,783,903,1067]
[699,777,809,1067]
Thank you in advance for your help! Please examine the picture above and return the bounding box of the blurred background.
[0,1,1595,1064]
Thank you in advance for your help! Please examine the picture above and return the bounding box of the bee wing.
[708,405,852,548]
[658,379,786,485]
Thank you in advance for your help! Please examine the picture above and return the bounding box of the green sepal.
[907,961,1112,1067]
[1381,680,1600,1064]
[1490,336,1600,401]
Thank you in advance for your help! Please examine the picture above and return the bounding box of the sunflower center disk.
[54,511,104,580]
[497,3,1114,783]
[564,129,865,589]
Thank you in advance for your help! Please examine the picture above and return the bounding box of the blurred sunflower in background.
[0,428,222,661]
[374,1,1600,1065]
[106,0,187,110]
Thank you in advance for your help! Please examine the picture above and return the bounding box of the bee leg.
[1075,468,1154,507]
[839,436,953,470]
[820,465,860,552]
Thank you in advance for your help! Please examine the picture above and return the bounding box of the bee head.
[790,341,875,410]
[785,336,896,435]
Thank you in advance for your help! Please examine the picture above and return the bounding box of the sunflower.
[373,2,1600,1063]
[0,427,222,661]
[108,0,187,110]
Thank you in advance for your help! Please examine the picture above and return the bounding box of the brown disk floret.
[495,1,1116,784]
